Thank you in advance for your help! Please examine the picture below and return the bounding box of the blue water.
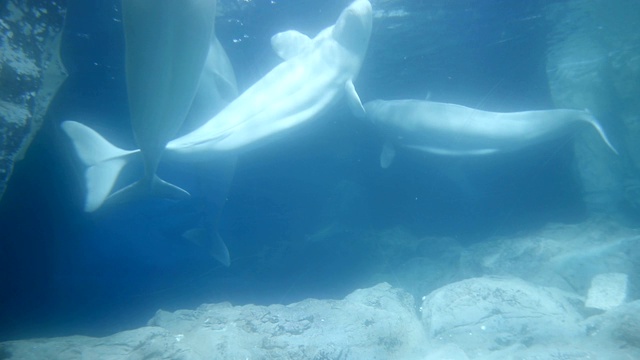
[0,0,583,340]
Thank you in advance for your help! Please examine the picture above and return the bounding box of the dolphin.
[164,0,373,158]
[108,0,217,207]
[363,99,619,168]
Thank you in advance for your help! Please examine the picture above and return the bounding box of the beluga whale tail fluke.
[61,121,140,212]
[61,120,193,212]
[364,99,619,168]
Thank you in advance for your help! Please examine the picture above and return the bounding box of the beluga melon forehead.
[332,0,373,53]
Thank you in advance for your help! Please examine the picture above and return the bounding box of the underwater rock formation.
[3,216,640,360]
[0,1,67,202]
[2,277,640,359]
[419,276,640,359]
[546,0,640,215]
[584,300,640,348]
[421,276,584,353]
[0,283,427,359]
[457,219,640,297]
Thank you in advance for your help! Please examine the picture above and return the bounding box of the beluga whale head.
[332,0,372,56]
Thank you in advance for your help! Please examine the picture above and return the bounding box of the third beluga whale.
[363,99,619,168]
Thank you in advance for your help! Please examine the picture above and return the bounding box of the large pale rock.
[0,283,428,360]
[423,344,470,360]
[477,343,640,360]
[0,327,198,360]
[585,272,628,310]
[417,277,640,359]
[459,219,640,297]
[0,0,67,202]
[583,300,640,349]
[421,277,584,357]
[148,282,427,359]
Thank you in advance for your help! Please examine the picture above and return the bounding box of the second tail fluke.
[62,120,191,212]
[61,121,140,212]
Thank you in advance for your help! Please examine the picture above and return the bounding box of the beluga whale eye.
[332,0,373,53]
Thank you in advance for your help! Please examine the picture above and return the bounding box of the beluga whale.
[62,0,218,212]
[113,0,217,203]
[364,99,619,168]
[62,0,372,211]
[164,0,373,157]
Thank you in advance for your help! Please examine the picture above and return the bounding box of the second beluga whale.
[364,99,619,168]
[165,0,373,157]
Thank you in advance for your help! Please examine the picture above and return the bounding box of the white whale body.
[61,26,239,266]
[183,35,239,134]
[113,0,217,205]
[364,99,619,168]
[62,0,234,212]
[165,0,373,157]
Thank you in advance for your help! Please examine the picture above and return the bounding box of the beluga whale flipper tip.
[364,99,619,168]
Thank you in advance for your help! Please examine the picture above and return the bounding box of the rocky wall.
[546,0,640,215]
[0,0,67,202]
